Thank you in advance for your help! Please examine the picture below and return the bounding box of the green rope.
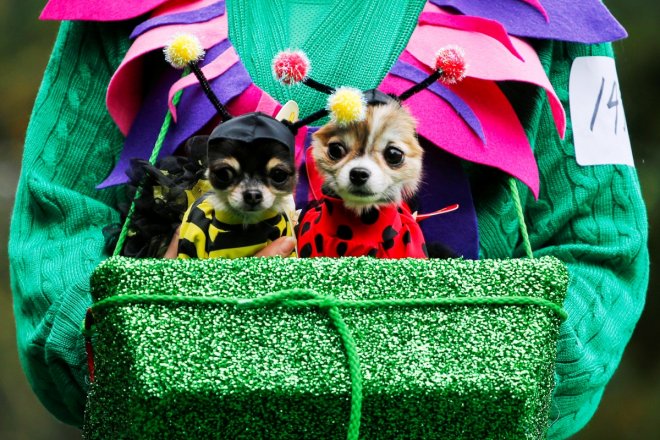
[113,68,190,257]
[327,305,363,440]
[87,288,567,440]
[508,177,534,259]
[90,290,568,320]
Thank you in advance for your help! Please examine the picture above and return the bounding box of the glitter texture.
[84,256,568,439]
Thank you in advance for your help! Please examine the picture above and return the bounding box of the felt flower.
[96,0,624,197]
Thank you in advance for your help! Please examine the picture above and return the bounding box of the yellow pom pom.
[164,33,205,69]
[327,87,367,125]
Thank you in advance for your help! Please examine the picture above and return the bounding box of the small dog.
[312,101,423,214]
[177,113,297,259]
[297,96,430,259]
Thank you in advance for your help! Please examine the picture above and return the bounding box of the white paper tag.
[569,56,633,167]
[275,100,300,123]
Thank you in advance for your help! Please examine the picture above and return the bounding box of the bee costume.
[178,194,294,259]
[175,112,299,259]
[11,1,648,439]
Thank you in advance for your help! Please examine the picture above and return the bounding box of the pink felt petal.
[380,74,540,198]
[406,14,566,138]
[419,12,523,61]
[107,15,228,135]
[40,0,172,21]
[256,92,280,119]
[168,48,240,122]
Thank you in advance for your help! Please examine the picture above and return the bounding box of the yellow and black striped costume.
[177,192,295,259]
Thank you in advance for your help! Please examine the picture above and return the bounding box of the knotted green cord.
[113,68,189,257]
[87,288,567,440]
[508,177,534,259]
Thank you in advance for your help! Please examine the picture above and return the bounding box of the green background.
[1,1,657,438]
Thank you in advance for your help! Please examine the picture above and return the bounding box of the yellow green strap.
[508,177,534,259]
[113,68,190,257]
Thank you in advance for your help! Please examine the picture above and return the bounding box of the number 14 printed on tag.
[569,56,633,167]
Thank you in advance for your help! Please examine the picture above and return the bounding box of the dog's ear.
[185,135,210,162]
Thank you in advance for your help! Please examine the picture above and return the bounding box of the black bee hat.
[208,112,295,156]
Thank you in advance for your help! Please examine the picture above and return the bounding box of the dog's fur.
[312,102,423,214]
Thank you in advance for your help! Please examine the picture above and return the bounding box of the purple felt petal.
[429,0,626,43]
[389,61,486,144]
[130,1,226,39]
[98,40,237,188]
[98,66,180,188]
[168,63,253,152]
[417,141,479,259]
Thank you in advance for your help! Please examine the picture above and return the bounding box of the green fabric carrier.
[83,255,568,439]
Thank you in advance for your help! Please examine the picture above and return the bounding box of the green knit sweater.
[10,4,648,438]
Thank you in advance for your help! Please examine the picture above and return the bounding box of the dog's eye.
[269,168,289,184]
[327,142,347,160]
[212,167,235,185]
[383,146,405,166]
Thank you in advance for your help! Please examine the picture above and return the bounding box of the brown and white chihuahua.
[311,100,424,214]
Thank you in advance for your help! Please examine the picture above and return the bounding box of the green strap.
[508,177,534,259]
[90,289,567,320]
[112,68,189,257]
[86,288,567,440]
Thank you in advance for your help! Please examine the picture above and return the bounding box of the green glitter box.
[84,256,568,439]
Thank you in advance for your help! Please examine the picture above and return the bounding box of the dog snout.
[243,190,263,206]
[349,168,371,186]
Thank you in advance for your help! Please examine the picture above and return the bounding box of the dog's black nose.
[243,190,263,206]
[349,168,371,186]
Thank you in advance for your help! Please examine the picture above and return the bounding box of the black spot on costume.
[296,195,427,259]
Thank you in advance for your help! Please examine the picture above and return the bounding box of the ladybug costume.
[297,195,428,259]
[272,53,468,260]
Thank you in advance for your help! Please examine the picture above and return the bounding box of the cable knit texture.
[9,4,649,437]
[9,21,131,425]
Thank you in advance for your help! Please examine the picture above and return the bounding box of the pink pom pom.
[272,50,310,85]
[434,46,467,85]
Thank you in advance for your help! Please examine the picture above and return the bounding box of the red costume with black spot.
[296,195,428,259]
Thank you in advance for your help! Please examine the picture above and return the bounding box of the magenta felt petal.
[519,0,549,21]
[389,60,486,144]
[380,74,540,198]
[40,0,172,21]
[407,12,565,138]
[150,0,221,16]
[106,14,228,135]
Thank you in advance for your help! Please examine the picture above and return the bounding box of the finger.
[163,227,181,259]
[254,236,296,257]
